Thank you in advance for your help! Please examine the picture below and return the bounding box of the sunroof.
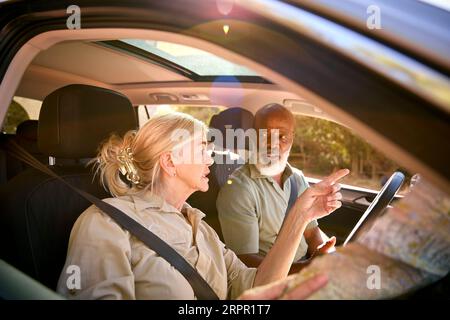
[121,39,260,76]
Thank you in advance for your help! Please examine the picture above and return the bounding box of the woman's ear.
[159,152,177,177]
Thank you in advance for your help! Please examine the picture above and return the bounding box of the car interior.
[0,26,448,299]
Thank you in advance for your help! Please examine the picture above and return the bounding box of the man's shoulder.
[231,162,251,176]
[217,164,254,198]
[226,163,254,184]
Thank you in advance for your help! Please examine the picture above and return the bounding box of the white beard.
[255,151,289,176]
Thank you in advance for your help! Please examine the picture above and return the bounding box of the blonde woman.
[57,112,348,300]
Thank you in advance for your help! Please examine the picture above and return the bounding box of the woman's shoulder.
[81,195,134,216]
[101,195,136,212]
[73,196,137,237]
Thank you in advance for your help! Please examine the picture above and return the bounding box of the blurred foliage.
[290,115,411,191]
[2,100,29,134]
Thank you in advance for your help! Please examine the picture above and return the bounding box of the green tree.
[2,100,29,134]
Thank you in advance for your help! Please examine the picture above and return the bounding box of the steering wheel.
[343,171,405,245]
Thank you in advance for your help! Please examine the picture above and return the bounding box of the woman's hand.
[311,236,336,258]
[289,237,337,274]
[238,274,328,300]
[294,169,350,222]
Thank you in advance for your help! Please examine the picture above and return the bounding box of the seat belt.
[5,140,219,300]
[285,175,299,217]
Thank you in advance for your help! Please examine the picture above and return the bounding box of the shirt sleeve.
[216,177,260,255]
[222,245,257,299]
[56,206,135,300]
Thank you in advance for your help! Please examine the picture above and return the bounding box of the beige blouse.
[57,191,257,300]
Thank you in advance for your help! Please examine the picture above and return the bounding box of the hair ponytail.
[94,130,138,197]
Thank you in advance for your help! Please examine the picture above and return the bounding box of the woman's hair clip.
[117,147,141,185]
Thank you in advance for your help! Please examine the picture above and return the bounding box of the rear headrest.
[38,84,137,158]
[209,107,254,150]
[16,120,38,141]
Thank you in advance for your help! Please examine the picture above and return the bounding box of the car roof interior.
[14,39,336,122]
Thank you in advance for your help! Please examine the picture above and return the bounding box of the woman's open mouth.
[201,172,209,181]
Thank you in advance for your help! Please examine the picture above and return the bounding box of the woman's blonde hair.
[94,112,207,197]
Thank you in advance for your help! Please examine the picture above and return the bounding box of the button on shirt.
[217,163,317,262]
[57,192,257,300]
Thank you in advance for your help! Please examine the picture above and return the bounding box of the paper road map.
[282,177,450,299]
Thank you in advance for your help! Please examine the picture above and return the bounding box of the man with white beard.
[217,103,336,273]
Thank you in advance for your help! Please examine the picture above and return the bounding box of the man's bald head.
[254,103,295,130]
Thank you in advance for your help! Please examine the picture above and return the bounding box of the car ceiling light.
[223,24,230,35]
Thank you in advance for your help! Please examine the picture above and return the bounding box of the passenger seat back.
[188,107,254,240]
[0,84,137,289]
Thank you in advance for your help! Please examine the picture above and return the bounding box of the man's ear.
[159,152,177,177]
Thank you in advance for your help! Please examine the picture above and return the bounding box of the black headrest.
[209,107,254,149]
[16,120,38,141]
[38,84,137,158]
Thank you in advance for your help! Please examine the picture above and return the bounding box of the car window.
[1,96,41,134]
[290,115,412,193]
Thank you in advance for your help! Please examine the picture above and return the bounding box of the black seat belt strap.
[285,175,299,218]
